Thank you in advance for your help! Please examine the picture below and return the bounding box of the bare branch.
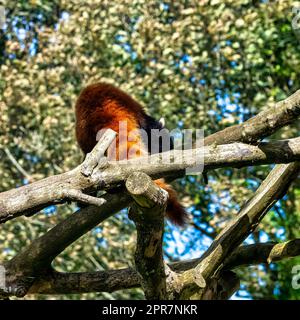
[0,129,117,224]
[2,137,300,224]
[24,239,300,296]
[200,271,240,300]
[1,91,300,299]
[81,128,116,176]
[204,89,300,145]
[62,189,106,207]
[2,192,131,297]
[3,147,34,182]
[175,162,300,299]
[170,239,300,272]
[28,268,140,295]
[126,172,168,300]
[224,239,300,269]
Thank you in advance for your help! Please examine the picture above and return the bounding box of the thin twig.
[4,147,33,182]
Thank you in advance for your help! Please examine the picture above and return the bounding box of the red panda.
[75,82,187,225]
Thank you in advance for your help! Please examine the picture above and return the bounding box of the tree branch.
[1,90,300,299]
[200,271,240,300]
[170,239,300,272]
[224,239,300,269]
[2,137,300,224]
[204,89,300,145]
[81,128,116,177]
[175,162,300,299]
[126,172,168,300]
[2,192,131,297]
[3,147,34,182]
[0,129,117,224]
[28,268,140,295]
[24,239,300,296]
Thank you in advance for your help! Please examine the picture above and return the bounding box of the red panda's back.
[75,83,146,154]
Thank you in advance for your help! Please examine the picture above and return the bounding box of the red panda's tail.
[155,179,188,226]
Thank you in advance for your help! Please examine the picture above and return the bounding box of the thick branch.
[28,268,140,295]
[1,91,300,298]
[25,239,300,295]
[0,129,117,224]
[176,162,300,299]
[2,137,300,224]
[224,239,300,269]
[204,89,300,145]
[200,271,240,300]
[2,192,131,297]
[1,89,300,223]
[126,172,168,300]
[92,137,300,186]
[171,239,300,272]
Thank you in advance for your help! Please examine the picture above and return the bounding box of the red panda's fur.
[75,83,187,225]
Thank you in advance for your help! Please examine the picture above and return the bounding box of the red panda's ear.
[159,117,165,127]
